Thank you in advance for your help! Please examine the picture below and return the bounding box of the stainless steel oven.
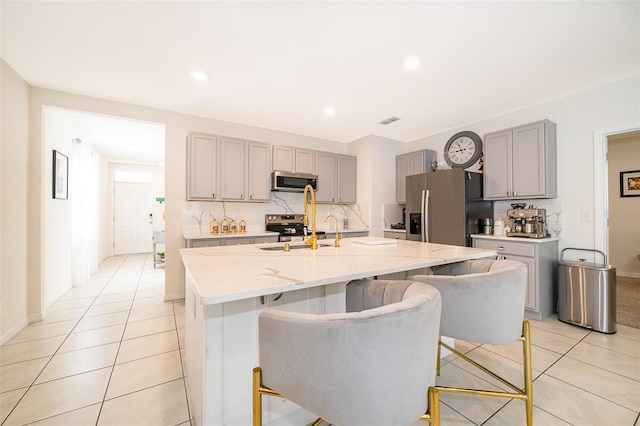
[265,214,326,242]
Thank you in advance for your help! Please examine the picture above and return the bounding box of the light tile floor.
[1,254,639,425]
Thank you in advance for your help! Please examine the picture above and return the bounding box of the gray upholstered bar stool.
[253,279,442,426]
[407,258,531,426]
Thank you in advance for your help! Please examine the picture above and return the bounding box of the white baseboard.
[164,292,185,301]
[617,272,640,279]
[1,317,29,346]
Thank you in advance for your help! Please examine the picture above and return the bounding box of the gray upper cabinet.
[396,149,435,204]
[272,145,294,172]
[315,151,337,203]
[294,148,315,174]
[483,119,557,200]
[272,145,316,174]
[220,137,246,200]
[337,154,357,204]
[187,132,270,202]
[247,141,271,201]
[315,151,357,204]
[187,132,218,201]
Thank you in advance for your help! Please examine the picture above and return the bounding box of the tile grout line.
[172,298,193,424]
[95,254,149,426]
[0,256,127,426]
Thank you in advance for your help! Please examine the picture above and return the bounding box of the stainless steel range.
[265,214,326,242]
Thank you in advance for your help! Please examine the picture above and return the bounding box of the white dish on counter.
[351,237,397,246]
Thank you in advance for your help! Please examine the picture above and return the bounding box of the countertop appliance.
[265,214,326,242]
[271,171,318,192]
[506,208,547,238]
[406,168,493,247]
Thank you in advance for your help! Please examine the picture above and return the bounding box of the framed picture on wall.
[53,150,68,199]
[620,170,640,197]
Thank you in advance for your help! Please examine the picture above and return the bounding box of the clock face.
[444,131,483,169]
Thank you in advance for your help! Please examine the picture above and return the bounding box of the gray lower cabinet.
[472,237,558,320]
[326,231,368,239]
[186,235,278,248]
[384,231,406,240]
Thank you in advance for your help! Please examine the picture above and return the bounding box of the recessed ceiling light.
[190,70,209,82]
[403,56,421,70]
[324,106,336,115]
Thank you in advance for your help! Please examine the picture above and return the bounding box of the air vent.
[379,116,400,125]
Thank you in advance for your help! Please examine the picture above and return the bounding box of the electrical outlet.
[581,210,592,222]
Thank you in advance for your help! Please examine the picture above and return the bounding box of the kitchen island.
[181,237,496,426]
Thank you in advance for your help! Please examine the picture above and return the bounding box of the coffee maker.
[506,206,547,238]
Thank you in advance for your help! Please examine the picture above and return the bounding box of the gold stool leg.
[429,386,440,425]
[253,367,263,426]
[522,321,533,426]
[436,336,442,376]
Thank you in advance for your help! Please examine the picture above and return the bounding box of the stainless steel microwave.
[271,171,317,192]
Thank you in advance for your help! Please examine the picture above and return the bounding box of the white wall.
[1,60,30,342]
[608,133,640,277]
[347,134,404,237]
[405,75,640,254]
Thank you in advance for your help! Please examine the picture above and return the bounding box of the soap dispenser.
[210,217,219,235]
[494,218,505,236]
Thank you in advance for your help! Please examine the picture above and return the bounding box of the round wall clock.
[444,131,483,169]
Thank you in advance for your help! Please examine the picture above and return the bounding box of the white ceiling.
[2,1,639,158]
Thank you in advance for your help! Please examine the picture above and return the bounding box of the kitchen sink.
[258,242,333,251]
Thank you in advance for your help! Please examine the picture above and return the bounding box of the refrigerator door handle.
[422,189,429,242]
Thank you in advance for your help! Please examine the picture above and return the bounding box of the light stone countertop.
[471,234,559,243]
[180,237,497,305]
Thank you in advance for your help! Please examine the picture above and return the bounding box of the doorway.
[607,130,640,278]
[114,181,155,255]
[594,123,640,258]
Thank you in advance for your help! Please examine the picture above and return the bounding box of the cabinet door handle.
[249,194,253,199]
[497,246,504,251]
[273,293,283,302]
[241,194,244,199]
[513,191,517,196]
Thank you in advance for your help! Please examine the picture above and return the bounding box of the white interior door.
[114,182,154,255]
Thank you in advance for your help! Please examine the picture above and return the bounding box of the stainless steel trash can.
[557,248,616,334]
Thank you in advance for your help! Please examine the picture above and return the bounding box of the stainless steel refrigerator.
[406,168,493,247]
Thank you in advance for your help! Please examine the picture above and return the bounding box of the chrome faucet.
[325,214,342,247]
[303,184,318,249]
